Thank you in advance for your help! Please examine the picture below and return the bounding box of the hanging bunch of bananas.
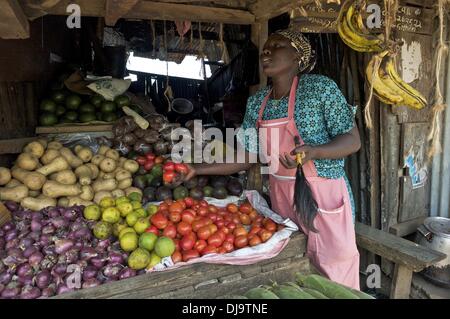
[365,50,427,109]
[337,0,384,52]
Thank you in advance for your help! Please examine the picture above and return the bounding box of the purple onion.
[40,255,57,271]
[4,201,18,211]
[74,227,91,240]
[31,220,42,232]
[0,283,4,294]
[82,278,100,289]
[102,263,123,279]
[63,209,78,221]
[35,270,52,289]
[2,221,15,232]
[97,239,111,250]
[56,283,73,295]
[16,220,30,233]
[90,256,106,269]
[0,272,12,285]
[41,284,56,298]
[42,224,55,235]
[61,249,78,264]
[16,263,33,277]
[0,229,4,237]
[27,231,41,242]
[31,212,43,222]
[42,245,56,256]
[0,238,5,250]
[108,251,124,264]
[137,269,146,276]
[39,234,51,247]
[70,221,84,232]
[5,238,19,250]
[14,210,27,220]
[55,239,74,255]
[5,229,18,241]
[1,283,21,299]
[80,247,97,261]
[51,263,67,276]
[20,285,41,299]
[51,217,68,229]
[118,267,136,280]
[74,241,84,250]
[17,274,33,286]
[19,237,34,249]
[47,208,60,219]
[23,246,38,258]
[82,265,98,281]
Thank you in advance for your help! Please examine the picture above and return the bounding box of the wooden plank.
[390,264,413,299]
[0,0,30,39]
[249,0,318,20]
[0,137,37,154]
[0,202,12,227]
[35,124,113,134]
[104,0,138,26]
[389,216,427,237]
[355,222,447,272]
[54,232,307,299]
[46,0,255,24]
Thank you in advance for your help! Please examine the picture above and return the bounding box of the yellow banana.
[337,2,372,52]
[383,57,427,109]
[366,52,403,104]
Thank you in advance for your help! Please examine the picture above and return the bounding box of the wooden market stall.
[0,0,448,299]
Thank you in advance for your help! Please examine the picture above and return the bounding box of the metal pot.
[415,217,450,288]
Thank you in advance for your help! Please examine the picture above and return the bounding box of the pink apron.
[256,76,360,290]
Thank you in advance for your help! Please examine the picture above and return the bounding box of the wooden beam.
[46,0,255,24]
[0,137,37,155]
[0,0,30,39]
[249,0,314,20]
[389,216,427,237]
[105,0,138,26]
[390,264,413,299]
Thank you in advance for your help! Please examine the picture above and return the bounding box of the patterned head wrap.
[275,29,316,73]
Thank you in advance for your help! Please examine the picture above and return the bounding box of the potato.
[74,165,92,186]
[124,187,143,197]
[75,146,93,163]
[98,145,110,156]
[111,189,125,198]
[11,168,46,191]
[67,196,94,207]
[47,141,63,150]
[105,149,120,161]
[58,197,69,207]
[92,178,117,193]
[115,169,131,181]
[28,190,40,198]
[103,172,116,180]
[42,181,81,198]
[79,185,94,201]
[99,158,117,173]
[5,179,22,188]
[91,154,105,166]
[21,196,56,211]
[118,178,132,190]
[36,138,48,148]
[51,169,77,185]
[118,157,127,168]
[0,167,11,185]
[0,185,28,202]
[40,149,60,165]
[60,147,83,168]
[123,160,139,173]
[94,191,113,204]
[16,153,39,171]
[85,163,99,179]
[36,156,69,176]
[23,141,45,159]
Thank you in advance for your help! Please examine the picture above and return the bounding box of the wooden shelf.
[0,137,37,154]
[36,124,113,134]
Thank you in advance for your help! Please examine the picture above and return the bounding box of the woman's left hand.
[279,145,318,169]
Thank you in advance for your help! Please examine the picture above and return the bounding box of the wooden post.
[390,264,413,299]
[105,0,138,26]
[0,0,30,39]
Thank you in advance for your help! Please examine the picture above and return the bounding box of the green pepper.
[151,164,163,177]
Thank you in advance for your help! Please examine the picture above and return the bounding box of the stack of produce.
[0,140,140,210]
[146,198,283,263]
[0,202,139,299]
[38,91,133,126]
[84,194,175,271]
[226,274,375,299]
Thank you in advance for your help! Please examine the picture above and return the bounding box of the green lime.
[128,192,143,202]
[64,110,78,121]
[79,112,97,123]
[83,204,101,221]
[134,217,151,234]
[55,105,66,117]
[114,95,130,107]
[139,232,157,251]
[101,112,118,122]
[151,164,163,177]
[40,99,57,113]
[128,248,151,270]
[93,221,113,240]
[90,95,104,107]
[119,232,138,252]
[101,101,117,113]
[126,212,139,227]
[51,90,66,104]
[65,94,82,110]
[134,208,147,218]
[119,227,136,239]
[79,103,96,113]
[39,112,58,126]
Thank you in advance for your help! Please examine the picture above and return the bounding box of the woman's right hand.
[184,163,197,181]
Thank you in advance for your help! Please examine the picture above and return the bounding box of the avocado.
[101,112,118,122]
[149,175,162,188]
[51,90,66,104]
[143,186,156,202]
[79,112,97,123]
[79,103,96,113]
[114,95,130,107]
[173,186,189,200]
[227,178,243,196]
[150,164,163,177]
[40,99,57,113]
[189,187,204,200]
[203,186,214,197]
[133,175,147,190]
[212,186,228,199]
[156,186,173,201]
[101,101,117,113]
[210,176,229,188]
[90,95,104,108]
[184,176,198,189]
[127,151,138,160]
[55,105,66,117]
[39,112,58,126]
[64,111,78,121]
[197,176,209,188]
[65,94,82,110]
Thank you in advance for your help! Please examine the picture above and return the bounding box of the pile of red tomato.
[146,198,283,263]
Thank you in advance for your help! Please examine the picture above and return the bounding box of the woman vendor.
[184,28,361,289]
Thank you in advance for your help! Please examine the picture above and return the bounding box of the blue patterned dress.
[237,74,357,220]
